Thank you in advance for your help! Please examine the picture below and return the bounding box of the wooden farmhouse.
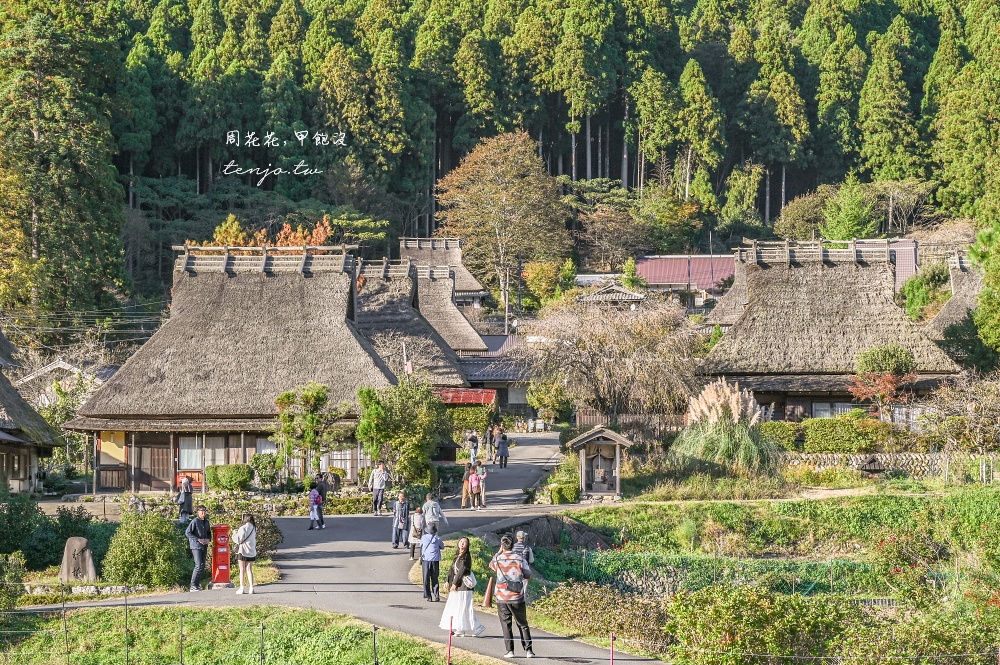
[64,244,509,492]
[704,242,960,422]
[0,332,64,492]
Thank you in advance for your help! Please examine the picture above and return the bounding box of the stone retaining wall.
[782,452,999,479]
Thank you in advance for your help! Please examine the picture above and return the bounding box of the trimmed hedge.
[205,464,253,491]
[757,421,801,450]
[802,413,891,454]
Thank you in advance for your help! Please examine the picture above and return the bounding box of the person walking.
[468,463,483,510]
[391,491,410,549]
[422,493,449,533]
[177,476,193,521]
[467,430,479,465]
[420,523,444,602]
[496,433,510,469]
[185,505,211,592]
[307,484,322,530]
[314,473,328,529]
[477,463,489,508]
[232,513,257,595]
[408,506,424,561]
[490,535,535,659]
[512,530,535,565]
[368,462,389,515]
[439,537,486,637]
[484,425,496,464]
[461,463,473,509]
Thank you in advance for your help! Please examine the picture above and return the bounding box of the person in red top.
[489,535,535,659]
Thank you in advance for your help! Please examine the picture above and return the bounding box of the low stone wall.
[782,452,999,479]
[472,513,613,551]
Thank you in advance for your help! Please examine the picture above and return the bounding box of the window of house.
[0,453,6,480]
[11,454,21,479]
[835,402,855,416]
[256,437,277,456]
[179,436,200,469]
[811,402,834,418]
[204,436,226,466]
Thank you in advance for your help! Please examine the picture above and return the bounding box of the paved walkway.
[81,433,651,663]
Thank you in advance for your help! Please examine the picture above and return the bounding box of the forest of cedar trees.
[0,0,998,344]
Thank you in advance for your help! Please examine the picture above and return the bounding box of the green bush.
[22,524,62,570]
[86,521,118,574]
[102,512,191,588]
[898,262,950,321]
[0,552,26,610]
[551,483,580,504]
[324,496,370,515]
[856,343,917,375]
[249,453,279,488]
[558,426,582,451]
[802,413,891,453]
[448,405,494,439]
[0,487,45,555]
[210,464,253,491]
[672,420,780,477]
[328,467,347,479]
[757,421,801,450]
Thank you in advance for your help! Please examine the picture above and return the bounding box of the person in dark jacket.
[185,505,211,591]
[420,523,444,601]
[177,476,193,521]
[496,434,510,469]
[314,473,328,529]
[391,491,409,548]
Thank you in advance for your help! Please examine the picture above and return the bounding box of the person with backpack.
[307,483,323,530]
[314,473,328,529]
[489,535,535,659]
[468,463,483,511]
[391,491,410,549]
[467,430,479,465]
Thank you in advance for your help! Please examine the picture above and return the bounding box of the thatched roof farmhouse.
[924,255,983,341]
[413,266,488,352]
[0,329,63,492]
[399,237,489,307]
[65,247,396,491]
[706,247,960,421]
[355,260,468,385]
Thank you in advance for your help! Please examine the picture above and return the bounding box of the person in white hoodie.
[232,514,258,595]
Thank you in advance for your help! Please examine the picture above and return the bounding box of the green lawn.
[0,607,502,665]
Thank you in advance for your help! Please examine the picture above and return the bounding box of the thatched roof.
[414,267,487,352]
[925,261,983,341]
[356,260,467,386]
[69,251,395,430]
[399,238,488,295]
[0,371,63,447]
[704,259,747,326]
[460,357,529,383]
[576,285,645,304]
[0,327,17,370]
[707,261,960,376]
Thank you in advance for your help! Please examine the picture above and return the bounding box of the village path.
[83,432,651,664]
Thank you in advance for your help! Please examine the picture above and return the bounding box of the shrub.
[898,262,950,321]
[86,521,119,574]
[249,453,279,488]
[328,467,347,479]
[0,487,45,555]
[0,552,26,610]
[856,343,917,376]
[448,405,494,439]
[212,464,253,491]
[204,465,221,489]
[102,512,191,588]
[672,421,780,477]
[802,413,892,453]
[324,496,371,515]
[558,427,582,451]
[22,524,62,570]
[757,421,801,450]
[871,530,945,606]
[551,483,581,504]
[534,582,671,654]
[781,465,865,488]
[666,586,858,665]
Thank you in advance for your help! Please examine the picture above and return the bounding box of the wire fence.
[0,583,385,665]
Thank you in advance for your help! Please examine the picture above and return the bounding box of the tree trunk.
[208,153,213,192]
[586,111,592,181]
[638,128,643,196]
[781,163,786,212]
[196,146,200,194]
[888,193,894,234]
[621,104,629,189]
[129,154,134,209]
[571,128,577,181]
[538,129,543,158]
[605,119,610,179]
[685,145,693,200]
[597,123,602,181]
[765,168,771,224]
[504,268,511,335]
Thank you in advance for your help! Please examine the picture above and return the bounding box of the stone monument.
[58,537,97,584]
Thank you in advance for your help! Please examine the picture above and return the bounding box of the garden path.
[71,432,651,664]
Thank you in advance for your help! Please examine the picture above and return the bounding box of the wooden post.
[93,433,99,495]
[241,432,247,464]
[615,443,621,495]
[130,433,136,493]
[201,433,207,495]
[579,446,586,495]
[170,433,177,490]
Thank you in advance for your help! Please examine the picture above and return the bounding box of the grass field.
[0,607,503,665]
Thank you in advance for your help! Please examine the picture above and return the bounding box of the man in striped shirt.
[489,535,535,659]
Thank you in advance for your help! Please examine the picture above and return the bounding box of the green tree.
[356,380,451,484]
[274,383,353,474]
[858,17,924,181]
[0,14,127,320]
[816,26,866,180]
[677,59,724,200]
[268,0,307,64]
[436,132,571,331]
[188,0,223,70]
[115,34,159,208]
[970,225,1000,353]
[820,173,878,240]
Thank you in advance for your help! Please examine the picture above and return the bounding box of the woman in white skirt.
[439,537,485,637]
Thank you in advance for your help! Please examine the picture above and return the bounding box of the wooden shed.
[565,427,632,496]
